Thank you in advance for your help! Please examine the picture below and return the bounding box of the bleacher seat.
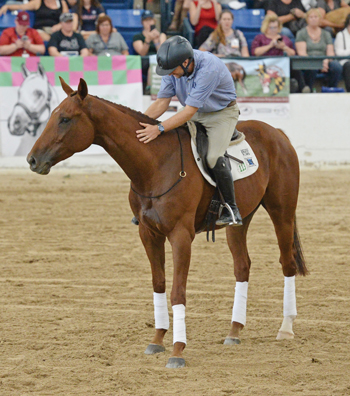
[231,9,265,31]
[106,9,143,56]
[101,0,133,10]
[182,17,194,47]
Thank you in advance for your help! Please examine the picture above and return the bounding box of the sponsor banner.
[149,55,290,119]
[0,55,142,156]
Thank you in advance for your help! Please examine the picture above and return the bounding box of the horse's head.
[8,63,52,137]
[27,77,95,175]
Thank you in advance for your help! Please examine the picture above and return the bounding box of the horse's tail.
[293,216,308,276]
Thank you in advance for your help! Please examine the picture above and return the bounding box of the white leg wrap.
[172,304,186,345]
[231,281,248,326]
[153,292,169,330]
[283,276,297,317]
[278,276,297,335]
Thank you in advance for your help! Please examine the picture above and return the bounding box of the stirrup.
[216,203,242,226]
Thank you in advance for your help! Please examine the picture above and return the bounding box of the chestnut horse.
[27,78,307,369]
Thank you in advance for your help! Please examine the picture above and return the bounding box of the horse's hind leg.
[224,210,256,344]
[138,224,168,355]
[262,184,299,340]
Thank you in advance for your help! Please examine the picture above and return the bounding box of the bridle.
[9,84,52,137]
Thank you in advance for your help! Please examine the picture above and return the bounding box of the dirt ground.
[0,167,349,396]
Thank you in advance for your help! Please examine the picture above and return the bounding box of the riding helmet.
[156,36,194,76]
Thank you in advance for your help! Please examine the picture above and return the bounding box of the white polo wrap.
[172,304,186,345]
[283,275,297,317]
[153,292,169,330]
[231,281,248,326]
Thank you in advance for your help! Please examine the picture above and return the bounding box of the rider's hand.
[136,122,162,144]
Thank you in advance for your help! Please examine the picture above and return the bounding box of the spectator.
[199,10,250,57]
[189,0,222,48]
[168,0,192,31]
[0,0,70,42]
[334,13,350,91]
[267,0,307,39]
[0,11,45,56]
[72,0,105,40]
[251,14,310,93]
[86,15,129,56]
[317,0,350,34]
[253,0,269,12]
[295,8,343,90]
[48,12,89,56]
[133,10,166,94]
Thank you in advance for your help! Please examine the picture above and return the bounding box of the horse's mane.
[90,94,159,125]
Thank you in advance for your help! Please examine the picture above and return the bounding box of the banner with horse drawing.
[0,55,142,156]
[149,55,290,119]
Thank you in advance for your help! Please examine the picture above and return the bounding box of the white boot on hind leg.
[276,275,297,340]
[276,315,296,340]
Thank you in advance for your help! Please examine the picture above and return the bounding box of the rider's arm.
[161,105,198,132]
[144,97,172,119]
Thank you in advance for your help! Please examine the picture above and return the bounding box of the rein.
[130,128,187,199]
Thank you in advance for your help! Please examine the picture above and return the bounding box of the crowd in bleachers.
[1,0,350,93]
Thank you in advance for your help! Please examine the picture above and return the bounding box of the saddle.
[192,121,243,242]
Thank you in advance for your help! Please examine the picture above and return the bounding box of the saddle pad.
[190,134,259,187]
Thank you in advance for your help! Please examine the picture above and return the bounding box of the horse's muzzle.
[27,154,51,175]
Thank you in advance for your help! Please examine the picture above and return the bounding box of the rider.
[136,35,242,226]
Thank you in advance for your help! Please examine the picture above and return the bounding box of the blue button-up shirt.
[157,50,236,113]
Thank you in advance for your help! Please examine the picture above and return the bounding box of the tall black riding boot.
[211,156,243,226]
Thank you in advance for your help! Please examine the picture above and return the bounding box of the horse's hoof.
[165,357,186,369]
[223,337,241,345]
[144,344,165,355]
[276,331,294,340]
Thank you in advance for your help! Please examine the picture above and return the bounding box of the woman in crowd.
[252,14,311,93]
[334,13,350,91]
[267,0,307,39]
[72,0,105,40]
[295,8,343,89]
[199,9,249,57]
[0,0,70,41]
[189,0,222,48]
[86,15,129,56]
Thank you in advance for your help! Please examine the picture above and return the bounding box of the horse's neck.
[89,98,171,188]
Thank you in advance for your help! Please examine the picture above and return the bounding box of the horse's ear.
[37,62,46,77]
[59,76,74,96]
[77,79,88,100]
[21,63,30,78]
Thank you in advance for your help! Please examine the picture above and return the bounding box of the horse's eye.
[59,117,70,124]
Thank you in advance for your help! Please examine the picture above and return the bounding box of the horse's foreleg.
[225,213,254,344]
[166,224,194,368]
[138,224,169,354]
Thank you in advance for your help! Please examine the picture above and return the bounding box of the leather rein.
[130,128,187,199]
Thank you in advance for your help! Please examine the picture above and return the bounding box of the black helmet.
[156,36,194,76]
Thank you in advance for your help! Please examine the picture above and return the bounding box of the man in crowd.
[48,12,89,56]
[0,11,45,56]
